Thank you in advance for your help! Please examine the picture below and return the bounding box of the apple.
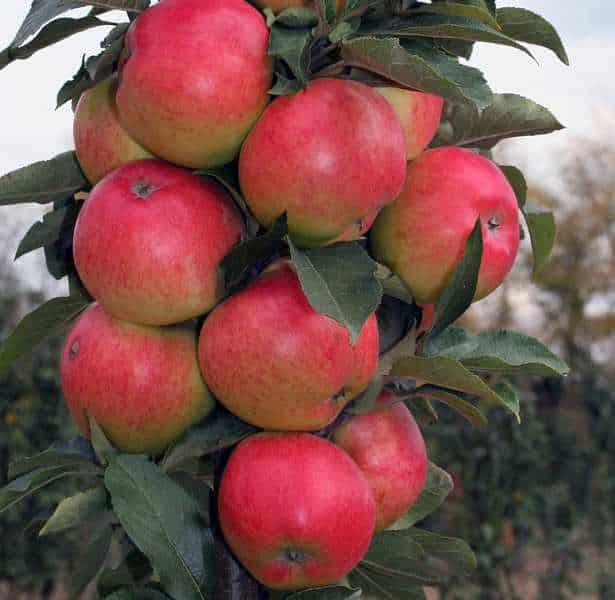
[375,87,444,161]
[199,260,379,431]
[74,77,153,185]
[73,160,244,326]
[333,391,428,531]
[371,147,520,303]
[116,0,273,169]
[61,304,214,455]
[239,78,407,247]
[417,303,435,334]
[218,432,376,589]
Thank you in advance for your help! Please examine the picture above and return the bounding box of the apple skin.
[371,147,520,304]
[73,160,244,326]
[199,261,379,431]
[417,303,435,334]
[73,77,153,185]
[375,87,444,161]
[116,0,273,169]
[218,432,376,590]
[60,304,214,455]
[239,78,407,247]
[333,391,428,531]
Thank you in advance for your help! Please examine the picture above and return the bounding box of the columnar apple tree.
[0,1,569,598]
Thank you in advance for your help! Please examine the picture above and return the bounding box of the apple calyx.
[487,215,501,230]
[284,548,307,563]
[132,181,156,198]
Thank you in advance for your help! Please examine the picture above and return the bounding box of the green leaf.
[161,408,257,472]
[274,7,318,28]
[492,380,521,420]
[376,264,414,304]
[364,15,534,59]
[15,202,78,259]
[499,164,527,208]
[219,214,287,291]
[288,240,383,342]
[89,414,118,465]
[410,2,500,29]
[346,376,385,415]
[433,93,564,148]
[497,7,569,65]
[0,151,87,206]
[417,386,488,428]
[424,327,569,377]
[69,514,114,599]
[284,587,362,599]
[342,36,492,109]
[98,550,152,596]
[389,462,453,528]
[105,455,212,600]
[330,19,361,43]
[269,72,303,95]
[522,203,556,276]
[0,16,110,71]
[349,567,426,600]
[9,436,96,479]
[0,294,91,379]
[430,218,483,339]
[390,355,520,419]
[40,486,108,536]
[269,24,313,85]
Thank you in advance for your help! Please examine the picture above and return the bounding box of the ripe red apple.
[61,304,214,455]
[239,78,407,247]
[375,87,444,161]
[371,147,520,303]
[116,0,273,169]
[218,432,376,590]
[417,303,435,334]
[73,160,244,326]
[199,261,379,431]
[74,77,153,185]
[333,391,428,531]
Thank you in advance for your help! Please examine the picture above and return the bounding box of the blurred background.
[1,1,613,599]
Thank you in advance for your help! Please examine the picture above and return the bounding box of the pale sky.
[0,1,614,293]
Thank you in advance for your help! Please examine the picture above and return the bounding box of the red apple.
[239,78,407,247]
[375,87,444,161]
[417,303,435,334]
[218,432,376,590]
[116,0,273,169]
[61,304,214,455]
[74,77,153,185]
[73,160,244,326]
[199,261,379,431]
[333,391,428,531]
[371,147,520,303]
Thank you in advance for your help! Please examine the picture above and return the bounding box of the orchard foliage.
[0,1,569,598]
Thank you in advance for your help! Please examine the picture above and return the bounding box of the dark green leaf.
[497,7,569,65]
[377,297,420,356]
[499,164,527,208]
[269,73,303,96]
[410,2,500,29]
[349,566,426,600]
[40,486,108,536]
[346,376,385,415]
[161,408,257,472]
[433,93,564,148]
[219,214,287,291]
[105,455,211,600]
[376,264,414,304]
[389,462,453,528]
[269,24,313,85]
[492,380,521,420]
[417,386,488,428]
[522,203,556,276]
[330,19,361,43]
[0,151,87,206]
[284,587,362,599]
[274,6,318,28]
[98,550,152,596]
[288,240,383,342]
[342,36,492,110]
[89,414,118,465]
[430,218,483,339]
[0,294,90,379]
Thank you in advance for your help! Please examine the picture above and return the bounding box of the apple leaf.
[390,355,521,420]
[522,203,556,276]
[433,93,564,148]
[389,462,454,529]
[408,2,500,29]
[346,376,385,415]
[97,550,153,597]
[424,327,569,377]
[429,218,483,340]
[362,15,534,59]
[39,485,108,536]
[104,589,171,600]
[268,23,313,85]
[0,151,87,206]
[417,385,488,428]
[0,293,91,379]
[220,214,288,291]
[269,72,303,96]
[288,240,383,343]
[377,297,420,356]
[349,568,425,600]
[281,587,362,599]
[104,454,212,600]
[342,36,492,110]
[161,408,257,472]
[497,7,569,65]
[499,165,527,208]
[272,7,318,28]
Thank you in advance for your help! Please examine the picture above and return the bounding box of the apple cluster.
[60,0,521,591]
